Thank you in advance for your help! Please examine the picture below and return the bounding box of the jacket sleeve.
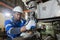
[4,20,20,34]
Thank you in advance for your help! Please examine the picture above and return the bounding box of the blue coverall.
[4,18,26,39]
[4,18,35,40]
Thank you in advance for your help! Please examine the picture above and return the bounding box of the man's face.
[13,12,22,21]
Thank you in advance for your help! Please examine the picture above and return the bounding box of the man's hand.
[20,26,26,32]
[20,20,36,32]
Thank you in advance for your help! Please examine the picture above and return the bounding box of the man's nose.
[18,15,20,17]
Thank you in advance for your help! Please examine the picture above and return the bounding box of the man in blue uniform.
[4,6,36,40]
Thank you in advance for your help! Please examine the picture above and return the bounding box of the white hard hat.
[13,6,23,13]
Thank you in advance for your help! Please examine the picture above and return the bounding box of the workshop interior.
[0,0,60,40]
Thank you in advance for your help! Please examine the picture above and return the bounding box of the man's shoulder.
[5,19,12,23]
[4,19,13,26]
[21,19,26,24]
[21,19,26,21]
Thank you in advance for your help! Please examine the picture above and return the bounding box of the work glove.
[26,20,36,30]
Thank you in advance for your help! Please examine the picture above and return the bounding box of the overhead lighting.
[3,12,11,17]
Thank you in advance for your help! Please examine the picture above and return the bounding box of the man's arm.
[9,27,26,34]
[5,20,26,35]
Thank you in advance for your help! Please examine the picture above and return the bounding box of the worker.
[4,6,36,40]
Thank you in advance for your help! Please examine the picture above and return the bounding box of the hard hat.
[13,6,23,13]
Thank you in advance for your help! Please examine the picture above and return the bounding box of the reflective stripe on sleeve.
[5,24,12,28]
[7,27,13,34]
